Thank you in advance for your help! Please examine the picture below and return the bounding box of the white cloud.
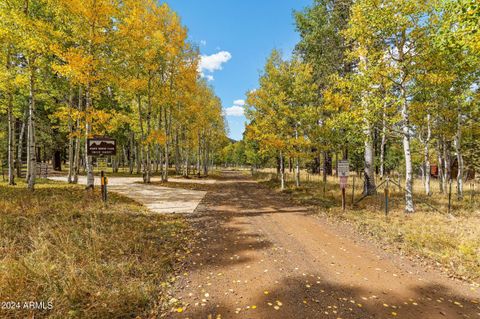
[224,105,244,117]
[199,72,214,81]
[198,51,232,73]
[233,99,245,106]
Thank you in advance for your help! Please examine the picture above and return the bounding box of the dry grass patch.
[0,180,191,319]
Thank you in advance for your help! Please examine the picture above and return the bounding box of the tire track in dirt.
[170,171,479,319]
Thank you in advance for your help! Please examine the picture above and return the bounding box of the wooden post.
[342,187,346,211]
[101,170,108,203]
[101,170,105,201]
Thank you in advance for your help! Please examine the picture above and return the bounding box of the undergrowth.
[0,180,191,318]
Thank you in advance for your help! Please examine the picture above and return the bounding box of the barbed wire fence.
[252,168,477,216]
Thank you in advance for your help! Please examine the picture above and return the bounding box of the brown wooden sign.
[87,138,116,156]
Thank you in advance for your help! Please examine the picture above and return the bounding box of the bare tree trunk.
[129,132,134,174]
[454,112,464,199]
[163,107,172,182]
[144,79,153,183]
[158,144,163,176]
[196,131,201,177]
[175,130,181,174]
[424,147,430,195]
[26,59,36,191]
[17,110,27,178]
[203,135,210,176]
[364,126,376,195]
[154,144,159,173]
[420,165,425,185]
[113,155,119,173]
[67,87,75,183]
[122,145,128,172]
[135,139,141,174]
[279,150,285,190]
[85,82,94,189]
[437,140,444,194]
[401,90,414,213]
[295,127,300,187]
[136,95,146,182]
[424,114,431,195]
[7,89,15,185]
[379,103,387,179]
[443,139,451,187]
[156,111,163,176]
[322,151,328,186]
[6,49,15,185]
[360,54,376,195]
[183,146,189,177]
[72,87,82,183]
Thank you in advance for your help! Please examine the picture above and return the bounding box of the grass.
[0,180,191,319]
[256,171,480,283]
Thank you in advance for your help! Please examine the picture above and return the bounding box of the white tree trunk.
[6,50,15,185]
[443,139,451,187]
[163,107,171,182]
[135,140,141,174]
[26,61,36,191]
[67,87,74,183]
[279,150,285,190]
[183,146,189,177]
[363,126,376,195]
[419,114,431,195]
[73,87,82,183]
[7,91,15,185]
[17,109,27,178]
[401,94,414,213]
[295,127,300,187]
[85,84,94,189]
[379,106,387,179]
[203,135,210,176]
[437,140,444,194]
[129,132,134,174]
[454,113,464,199]
[196,131,201,176]
[424,147,431,196]
[424,114,431,195]
[137,95,146,182]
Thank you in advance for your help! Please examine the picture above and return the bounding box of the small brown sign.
[87,138,116,156]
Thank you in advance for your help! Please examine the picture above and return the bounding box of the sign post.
[87,137,115,200]
[101,170,108,203]
[87,138,116,157]
[338,160,349,211]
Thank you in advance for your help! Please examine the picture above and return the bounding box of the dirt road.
[49,176,206,213]
[171,171,479,319]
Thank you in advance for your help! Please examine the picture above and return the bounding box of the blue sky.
[165,0,313,141]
